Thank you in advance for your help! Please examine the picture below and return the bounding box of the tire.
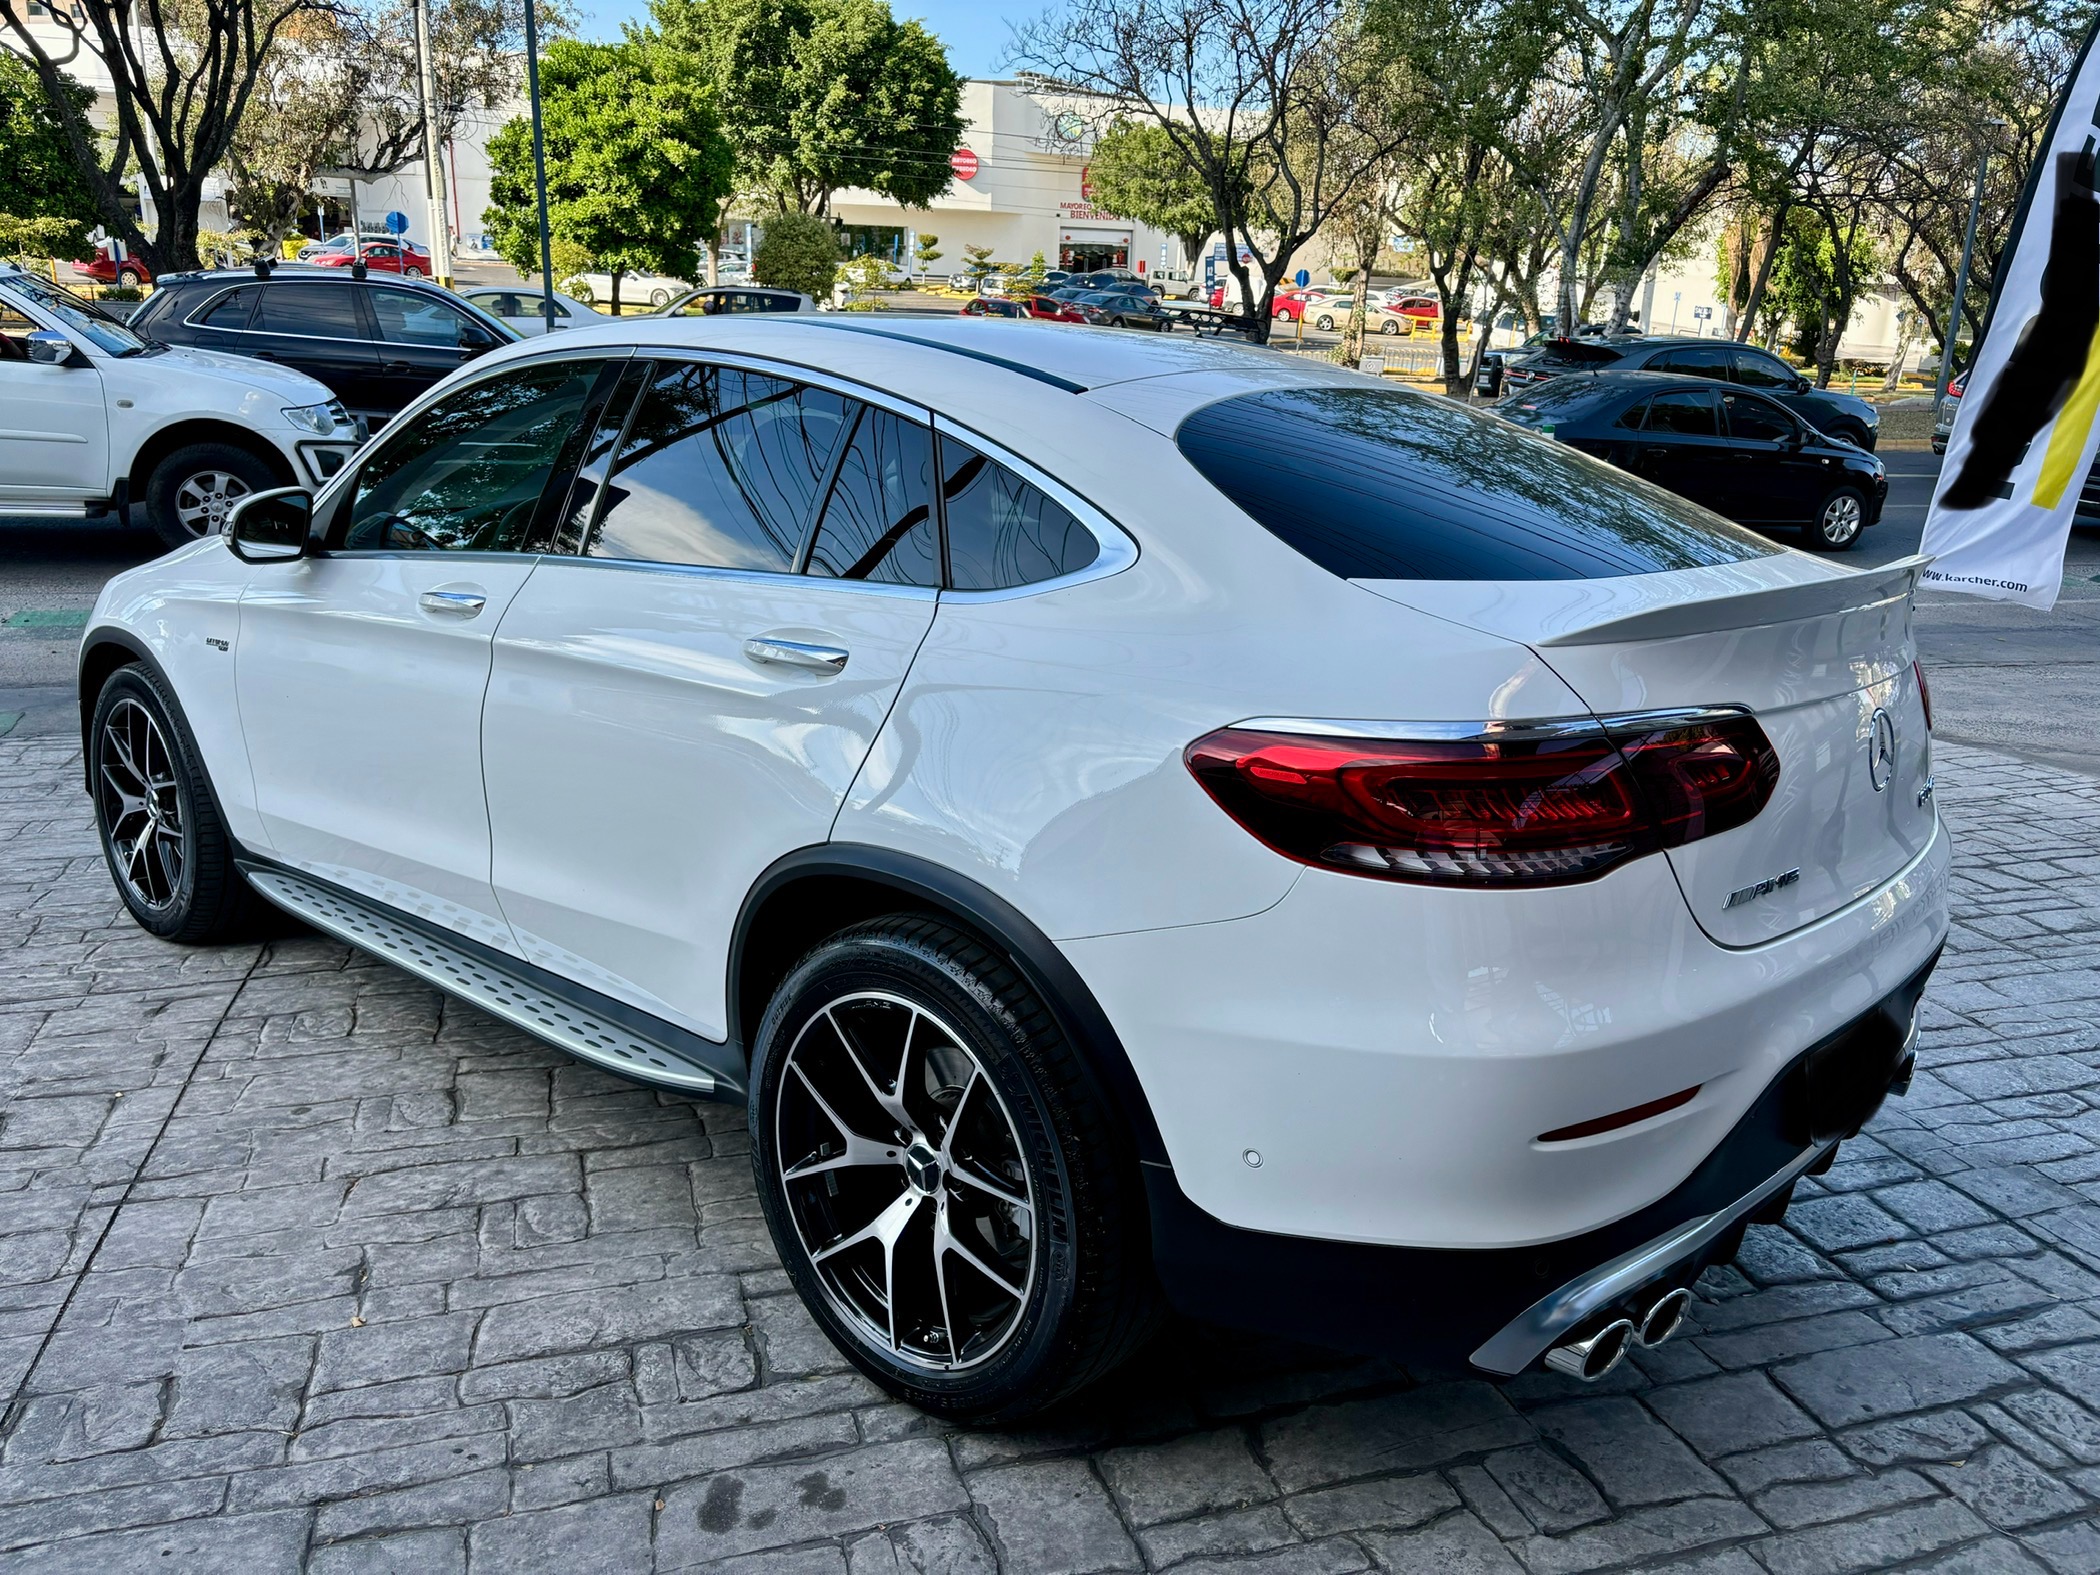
[1808,486,1866,551]
[401,265,424,280]
[1380,319,1401,335]
[650,287,671,307]
[141,441,280,551]
[749,917,1160,1423]
[117,266,145,287]
[1314,313,1334,332]
[89,663,266,944]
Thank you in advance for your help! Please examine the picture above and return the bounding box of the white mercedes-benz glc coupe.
[79,317,1948,1421]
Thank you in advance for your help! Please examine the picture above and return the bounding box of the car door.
[366,284,505,420]
[0,287,108,502]
[1719,390,1828,523]
[236,354,617,954]
[1624,388,1732,513]
[242,280,382,417]
[480,356,938,1040]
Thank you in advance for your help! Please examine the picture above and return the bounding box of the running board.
[244,867,729,1096]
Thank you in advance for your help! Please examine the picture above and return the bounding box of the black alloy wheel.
[89,664,265,943]
[749,917,1159,1422]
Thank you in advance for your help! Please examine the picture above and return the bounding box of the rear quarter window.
[1175,385,1780,581]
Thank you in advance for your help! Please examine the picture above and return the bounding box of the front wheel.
[1808,486,1866,551]
[1315,313,1335,331]
[1380,318,1402,335]
[749,917,1158,1423]
[90,665,264,943]
[141,441,279,550]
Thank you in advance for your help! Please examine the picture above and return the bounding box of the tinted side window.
[586,363,849,570]
[551,361,649,555]
[252,284,367,339]
[194,286,256,329]
[1732,351,1796,390]
[371,289,478,347]
[1644,390,1719,436]
[340,360,601,551]
[1645,347,1731,377]
[1614,398,1650,430]
[1176,386,1780,581]
[805,407,939,586]
[1723,392,1796,443]
[941,436,1098,590]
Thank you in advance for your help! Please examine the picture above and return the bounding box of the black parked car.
[130,270,514,429]
[1494,335,1882,451]
[1071,291,1171,331]
[1498,371,1886,551]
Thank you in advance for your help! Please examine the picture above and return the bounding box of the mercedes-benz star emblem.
[1868,708,1896,793]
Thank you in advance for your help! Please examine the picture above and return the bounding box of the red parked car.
[1019,293,1085,322]
[309,240,430,278]
[72,246,151,288]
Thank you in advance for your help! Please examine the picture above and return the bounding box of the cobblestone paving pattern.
[4,733,2100,1573]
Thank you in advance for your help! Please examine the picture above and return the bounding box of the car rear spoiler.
[1537,556,1929,648]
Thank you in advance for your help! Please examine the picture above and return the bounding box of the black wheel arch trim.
[731,843,1170,1167]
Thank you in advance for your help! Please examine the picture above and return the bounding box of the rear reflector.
[1185,712,1779,887]
[1538,1085,1701,1143]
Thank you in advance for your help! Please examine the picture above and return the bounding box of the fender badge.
[205,637,229,651]
[1724,868,1800,910]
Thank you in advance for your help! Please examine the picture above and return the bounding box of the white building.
[827,80,1185,281]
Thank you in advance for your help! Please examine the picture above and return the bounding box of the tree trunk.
[1735,203,1789,343]
[610,270,623,318]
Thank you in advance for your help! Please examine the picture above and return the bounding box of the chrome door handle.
[743,637,848,673]
[418,589,486,617]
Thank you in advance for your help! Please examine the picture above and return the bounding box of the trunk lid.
[1357,555,1935,945]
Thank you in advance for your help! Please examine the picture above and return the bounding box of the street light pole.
[522,0,558,329]
[1941,130,1997,407]
[412,0,455,287]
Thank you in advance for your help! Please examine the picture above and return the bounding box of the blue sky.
[575,0,1031,77]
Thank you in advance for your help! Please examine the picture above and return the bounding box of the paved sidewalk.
[3,735,2099,1574]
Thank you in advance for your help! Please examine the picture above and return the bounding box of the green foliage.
[961,242,995,277]
[650,0,965,214]
[0,214,89,265]
[914,232,942,270]
[752,210,839,298]
[0,54,98,237]
[485,38,734,308]
[1021,250,1049,290]
[1085,120,1224,260]
[1767,209,1879,366]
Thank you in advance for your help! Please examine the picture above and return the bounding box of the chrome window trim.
[623,344,933,428]
[179,284,259,333]
[1229,705,1753,743]
[928,412,1138,602]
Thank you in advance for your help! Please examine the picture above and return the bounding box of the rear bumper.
[1139,949,1935,1372]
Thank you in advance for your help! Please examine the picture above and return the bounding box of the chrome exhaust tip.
[1543,1317,1635,1381]
[1638,1286,1693,1347]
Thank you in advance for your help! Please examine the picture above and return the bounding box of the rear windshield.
[1175,386,1780,580]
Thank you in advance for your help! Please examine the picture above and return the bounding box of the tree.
[0,51,97,254]
[962,242,996,277]
[1017,0,1419,343]
[914,231,942,280]
[1,0,326,272]
[651,0,965,215]
[341,0,564,177]
[1085,119,1225,266]
[1022,250,1050,290]
[484,38,734,317]
[752,210,840,298]
[225,10,360,255]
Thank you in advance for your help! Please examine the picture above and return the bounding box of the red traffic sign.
[950,148,979,181]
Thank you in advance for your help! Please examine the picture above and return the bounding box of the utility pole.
[1941,122,2003,408]
[412,0,455,286]
[522,0,557,329]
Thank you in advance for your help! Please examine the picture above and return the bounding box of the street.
[4,442,2100,1571]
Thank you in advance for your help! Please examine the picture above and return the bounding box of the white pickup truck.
[0,265,359,549]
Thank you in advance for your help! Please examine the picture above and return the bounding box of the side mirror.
[26,331,75,366]
[1793,376,1813,395]
[226,486,313,562]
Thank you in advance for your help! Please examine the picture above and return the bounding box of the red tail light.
[1185,714,1779,887]
[1913,659,1933,730]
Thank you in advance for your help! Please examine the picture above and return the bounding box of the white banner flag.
[1922,21,2100,611]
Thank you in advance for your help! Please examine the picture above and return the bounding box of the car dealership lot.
[2,726,2099,1571]
[5,433,2100,1569]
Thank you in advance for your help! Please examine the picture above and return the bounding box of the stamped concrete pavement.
[3,732,2100,1573]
